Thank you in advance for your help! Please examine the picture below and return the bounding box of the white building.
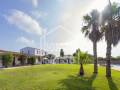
[20,47,47,56]
[54,55,73,64]
[20,47,48,65]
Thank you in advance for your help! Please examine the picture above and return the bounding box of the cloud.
[32,0,38,8]
[46,25,74,43]
[47,0,105,56]
[5,9,43,36]
[16,36,35,46]
[31,10,48,19]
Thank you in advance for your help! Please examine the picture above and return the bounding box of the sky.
[0,0,120,57]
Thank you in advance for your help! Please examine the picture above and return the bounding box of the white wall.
[20,47,47,56]
[35,49,46,56]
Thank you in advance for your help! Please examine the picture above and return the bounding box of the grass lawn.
[0,64,120,90]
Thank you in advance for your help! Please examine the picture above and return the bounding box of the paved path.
[0,65,32,70]
[112,67,120,71]
[100,64,120,71]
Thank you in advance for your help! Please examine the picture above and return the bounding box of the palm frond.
[83,14,91,23]
[85,30,90,37]
[82,9,103,42]
[81,26,88,33]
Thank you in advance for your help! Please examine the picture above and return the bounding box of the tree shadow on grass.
[56,74,97,90]
[107,77,118,90]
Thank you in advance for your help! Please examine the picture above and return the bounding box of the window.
[37,50,40,54]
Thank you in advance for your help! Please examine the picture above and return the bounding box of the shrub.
[27,56,36,65]
[60,49,64,57]
[2,53,13,68]
[18,55,27,65]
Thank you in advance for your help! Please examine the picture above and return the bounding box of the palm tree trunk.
[93,42,98,74]
[106,41,111,77]
[79,63,84,76]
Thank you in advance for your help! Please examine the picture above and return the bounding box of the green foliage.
[82,10,103,42]
[18,54,27,65]
[27,56,36,65]
[46,54,55,59]
[60,49,64,57]
[101,2,120,46]
[2,53,13,68]
[116,56,120,60]
[0,55,2,60]
[73,49,92,64]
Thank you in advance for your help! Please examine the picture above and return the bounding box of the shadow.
[56,74,97,90]
[107,77,118,90]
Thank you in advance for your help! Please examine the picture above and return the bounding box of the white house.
[54,55,73,64]
[20,47,47,64]
[20,47,47,56]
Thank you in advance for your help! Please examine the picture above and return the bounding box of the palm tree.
[82,10,102,74]
[101,1,120,77]
[73,49,90,76]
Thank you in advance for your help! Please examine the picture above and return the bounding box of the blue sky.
[0,0,120,57]
[0,0,61,50]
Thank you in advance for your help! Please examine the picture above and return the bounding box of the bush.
[2,53,13,68]
[18,55,27,65]
[27,56,36,65]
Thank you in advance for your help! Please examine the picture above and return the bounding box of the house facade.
[0,47,48,67]
[0,47,73,68]
[20,47,47,56]
[54,55,73,64]
[20,47,47,64]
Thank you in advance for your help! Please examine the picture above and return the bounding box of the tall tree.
[82,10,102,74]
[101,1,120,77]
[60,49,64,57]
[2,53,13,68]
